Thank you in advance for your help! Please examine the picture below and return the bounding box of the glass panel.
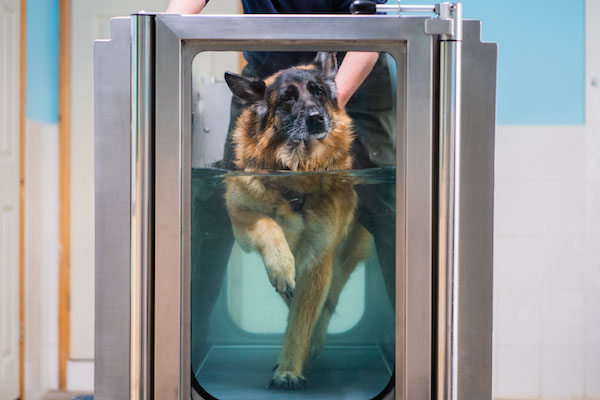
[190,50,396,399]
[226,245,366,334]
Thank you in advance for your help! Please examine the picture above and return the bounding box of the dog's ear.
[224,72,266,104]
[313,52,338,81]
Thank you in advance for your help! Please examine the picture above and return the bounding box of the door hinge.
[424,2,463,40]
[424,18,454,36]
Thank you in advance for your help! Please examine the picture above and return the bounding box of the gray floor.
[41,392,91,400]
[194,345,392,400]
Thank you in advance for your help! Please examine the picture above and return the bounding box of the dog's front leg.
[270,252,334,389]
[230,212,296,298]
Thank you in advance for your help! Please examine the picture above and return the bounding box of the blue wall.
[26,0,585,125]
[26,0,59,124]
[395,0,585,125]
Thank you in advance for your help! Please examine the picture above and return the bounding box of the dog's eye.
[308,82,325,97]
[282,90,296,102]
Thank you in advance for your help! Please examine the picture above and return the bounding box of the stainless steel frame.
[436,3,462,400]
[94,17,133,400]
[154,14,434,400]
[455,20,497,399]
[94,7,497,400]
[130,14,155,400]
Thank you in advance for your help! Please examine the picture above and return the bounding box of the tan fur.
[225,66,372,389]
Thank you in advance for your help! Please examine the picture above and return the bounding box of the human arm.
[166,0,206,13]
[335,51,379,108]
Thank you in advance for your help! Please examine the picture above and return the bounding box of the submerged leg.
[310,224,373,359]
[269,253,334,390]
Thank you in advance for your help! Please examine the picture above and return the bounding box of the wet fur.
[224,53,372,389]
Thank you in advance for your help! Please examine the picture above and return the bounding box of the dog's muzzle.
[306,110,326,136]
[286,108,330,144]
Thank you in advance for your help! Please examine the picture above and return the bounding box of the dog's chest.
[268,190,310,242]
[269,185,352,262]
[278,187,306,213]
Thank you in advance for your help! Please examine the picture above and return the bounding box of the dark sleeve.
[336,0,387,13]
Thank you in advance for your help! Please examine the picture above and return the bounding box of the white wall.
[493,125,593,399]
[492,1,600,399]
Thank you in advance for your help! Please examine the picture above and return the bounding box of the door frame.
[151,14,434,400]
[58,0,71,391]
[19,0,26,398]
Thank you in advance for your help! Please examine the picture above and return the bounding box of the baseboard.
[66,359,94,392]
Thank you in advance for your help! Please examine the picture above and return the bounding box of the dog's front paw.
[268,371,307,390]
[265,251,295,300]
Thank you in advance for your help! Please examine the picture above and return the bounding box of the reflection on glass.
[191,50,396,399]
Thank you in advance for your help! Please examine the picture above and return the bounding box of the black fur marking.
[268,69,335,144]
[224,72,266,104]
[280,188,306,212]
[313,51,338,81]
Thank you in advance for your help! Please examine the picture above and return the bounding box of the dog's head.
[225,52,354,171]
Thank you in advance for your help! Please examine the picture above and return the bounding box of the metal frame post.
[130,13,155,400]
[436,3,463,400]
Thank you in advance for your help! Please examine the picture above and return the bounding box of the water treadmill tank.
[94,5,497,400]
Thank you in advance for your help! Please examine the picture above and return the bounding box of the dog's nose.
[306,110,325,134]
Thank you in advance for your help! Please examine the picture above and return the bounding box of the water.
[191,167,396,399]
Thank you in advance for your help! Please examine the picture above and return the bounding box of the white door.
[0,0,21,398]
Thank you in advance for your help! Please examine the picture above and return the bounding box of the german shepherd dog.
[224,52,372,389]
